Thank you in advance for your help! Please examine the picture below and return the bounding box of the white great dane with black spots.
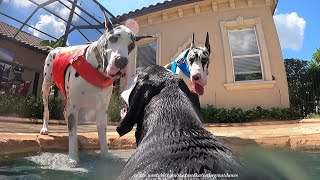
[165,33,211,96]
[40,8,151,165]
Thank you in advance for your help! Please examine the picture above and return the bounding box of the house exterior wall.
[0,39,46,98]
[123,0,289,109]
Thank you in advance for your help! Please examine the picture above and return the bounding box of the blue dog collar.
[171,49,190,78]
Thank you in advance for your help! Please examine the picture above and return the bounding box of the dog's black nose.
[115,56,128,69]
[192,75,200,81]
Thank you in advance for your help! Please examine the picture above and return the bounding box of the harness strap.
[53,44,113,99]
[93,47,104,69]
[171,49,191,78]
[70,47,114,89]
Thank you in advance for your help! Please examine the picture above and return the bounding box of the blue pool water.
[0,150,133,180]
[0,149,319,180]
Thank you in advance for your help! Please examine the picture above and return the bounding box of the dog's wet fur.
[117,65,242,179]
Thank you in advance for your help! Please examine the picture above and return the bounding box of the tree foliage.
[285,57,320,117]
[285,58,308,80]
[40,38,64,49]
[308,48,320,69]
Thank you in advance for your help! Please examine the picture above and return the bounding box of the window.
[0,48,15,80]
[228,28,263,81]
[136,41,157,73]
[221,17,275,90]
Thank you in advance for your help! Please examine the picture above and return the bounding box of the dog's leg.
[96,90,113,158]
[64,66,80,166]
[40,52,55,135]
[66,108,79,166]
[96,110,108,156]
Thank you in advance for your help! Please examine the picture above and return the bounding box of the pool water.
[0,150,134,180]
[240,149,320,180]
[0,149,319,180]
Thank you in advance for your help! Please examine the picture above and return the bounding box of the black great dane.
[116,65,242,179]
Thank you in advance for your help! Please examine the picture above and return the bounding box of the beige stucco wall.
[123,0,289,109]
[0,39,46,98]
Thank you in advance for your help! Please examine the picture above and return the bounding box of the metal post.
[61,0,78,46]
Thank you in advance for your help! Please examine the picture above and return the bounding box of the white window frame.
[220,16,275,91]
[228,27,264,82]
[134,33,161,73]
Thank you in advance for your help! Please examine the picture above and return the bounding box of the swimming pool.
[0,150,133,180]
[0,149,319,179]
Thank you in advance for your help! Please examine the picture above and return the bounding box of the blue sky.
[0,0,318,61]
[274,0,320,61]
[99,0,166,16]
[101,0,319,61]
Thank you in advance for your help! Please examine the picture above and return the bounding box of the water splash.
[0,150,134,180]
[25,152,89,173]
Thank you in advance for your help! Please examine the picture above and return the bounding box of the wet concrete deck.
[0,116,320,155]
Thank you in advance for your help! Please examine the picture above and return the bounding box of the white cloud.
[28,14,66,40]
[273,12,306,51]
[47,0,81,21]
[4,0,81,21]
[3,0,33,8]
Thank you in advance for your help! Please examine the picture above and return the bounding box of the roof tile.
[118,0,204,20]
[0,21,49,53]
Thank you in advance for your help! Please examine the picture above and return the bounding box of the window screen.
[136,41,157,73]
[228,28,263,81]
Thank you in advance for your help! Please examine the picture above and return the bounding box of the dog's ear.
[164,63,172,70]
[190,32,195,49]
[99,5,113,32]
[106,22,113,32]
[205,32,211,54]
[117,77,162,137]
[116,85,141,136]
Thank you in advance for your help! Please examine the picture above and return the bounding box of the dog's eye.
[189,58,194,65]
[201,58,208,66]
[128,43,135,54]
[109,34,119,43]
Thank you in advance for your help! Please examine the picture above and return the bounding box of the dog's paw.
[40,128,49,135]
[68,153,79,167]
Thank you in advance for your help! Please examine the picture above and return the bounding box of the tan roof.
[118,0,205,21]
[0,21,49,54]
[118,0,279,21]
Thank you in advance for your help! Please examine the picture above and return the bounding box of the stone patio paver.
[0,117,320,155]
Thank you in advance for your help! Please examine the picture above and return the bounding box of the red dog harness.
[52,44,114,99]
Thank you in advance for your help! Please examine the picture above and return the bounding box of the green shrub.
[21,95,43,119]
[0,93,303,123]
[48,97,64,120]
[305,113,320,119]
[0,94,19,115]
[0,94,64,120]
[200,105,300,123]
[228,108,245,123]
[107,91,124,122]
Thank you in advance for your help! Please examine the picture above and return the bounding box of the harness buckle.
[72,56,79,62]
[72,55,82,66]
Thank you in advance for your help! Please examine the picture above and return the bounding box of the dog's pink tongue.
[192,83,204,95]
